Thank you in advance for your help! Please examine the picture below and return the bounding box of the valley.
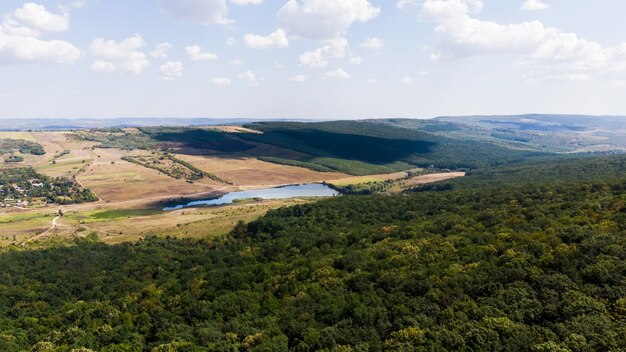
[0,122,470,246]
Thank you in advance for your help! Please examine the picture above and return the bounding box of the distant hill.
[0,118,298,131]
[381,114,626,153]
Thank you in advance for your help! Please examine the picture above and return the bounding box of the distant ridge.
[0,118,310,131]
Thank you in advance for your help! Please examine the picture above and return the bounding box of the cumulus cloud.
[12,3,70,34]
[159,0,232,25]
[159,61,184,81]
[90,35,150,74]
[324,68,350,79]
[244,29,289,49]
[360,37,383,50]
[0,3,80,64]
[289,75,308,82]
[300,37,347,68]
[278,0,380,40]
[186,45,218,60]
[238,70,258,86]
[150,42,172,59]
[520,0,549,11]
[422,0,626,81]
[212,77,232,85]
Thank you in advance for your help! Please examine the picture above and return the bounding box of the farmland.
[0,124,474,246]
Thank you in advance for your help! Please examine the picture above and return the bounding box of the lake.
[163,183,340,210]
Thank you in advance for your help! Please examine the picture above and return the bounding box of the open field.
[400,171,466,186]
[79,148,223,203]
[200,125,262,134]
[16,198,310,245]
[0,212,55,245]
[0,132,36,141]
[175,153,346,187]
[0,129,467,247]
[326,169,421,186]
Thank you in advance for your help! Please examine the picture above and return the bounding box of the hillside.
[380,115,626,153]
[2,154,626,351]
[125,121,539,175]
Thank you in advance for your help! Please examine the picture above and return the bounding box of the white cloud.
[186,45,218,61]
[159,61,184,81]
[360,37,383,50]
[91,60,115,72]
[212,77,232,85]
[289,75,308,82]
[324,68,350,79]
[419,70,428,76]
[229,59,244,65]
[0,3,80,65]
[367,78,376,83]
[0,33,81,64]
[397,0,417,9]
[12,3,70,34]
[520,0,549,11]
[401,76,414,85]
[244,29,289,49]
[150,42,172,59]
[159,0,232,25]
[422,0,626,81]
[238,70,258,86]
[350,56,362,65]
[90,35,150,75]
[300,37,347,68]
[230,0,263,4]
[277,0,380,40]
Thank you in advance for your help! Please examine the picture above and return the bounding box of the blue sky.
[1,0,626,119]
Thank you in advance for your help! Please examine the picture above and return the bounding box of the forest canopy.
[1,154,626,351]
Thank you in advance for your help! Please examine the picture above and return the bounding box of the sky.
[1,0,626,119]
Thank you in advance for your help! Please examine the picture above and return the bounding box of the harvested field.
[400,172,466,186]
[175,154,346,187]
[0,132,36,141]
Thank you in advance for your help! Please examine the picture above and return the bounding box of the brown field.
[79,148,223,203]
[199,125,262,134]
[326,169,422,186]
[175,153,346,187]
[0,132,36,141]
[400,172,466,186]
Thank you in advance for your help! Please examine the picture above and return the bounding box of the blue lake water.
[163,183,340,211]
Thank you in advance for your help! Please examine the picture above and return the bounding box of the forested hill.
[2,156,626,350]
[77,121,542,176]
[241,121,539,173]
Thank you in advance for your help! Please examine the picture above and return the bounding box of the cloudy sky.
[1,0,626,119]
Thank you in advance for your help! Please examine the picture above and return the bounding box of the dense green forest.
[2,155,626,351]
[0,167,97,205]
[410,154,626,192]
[239,122,539,174]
